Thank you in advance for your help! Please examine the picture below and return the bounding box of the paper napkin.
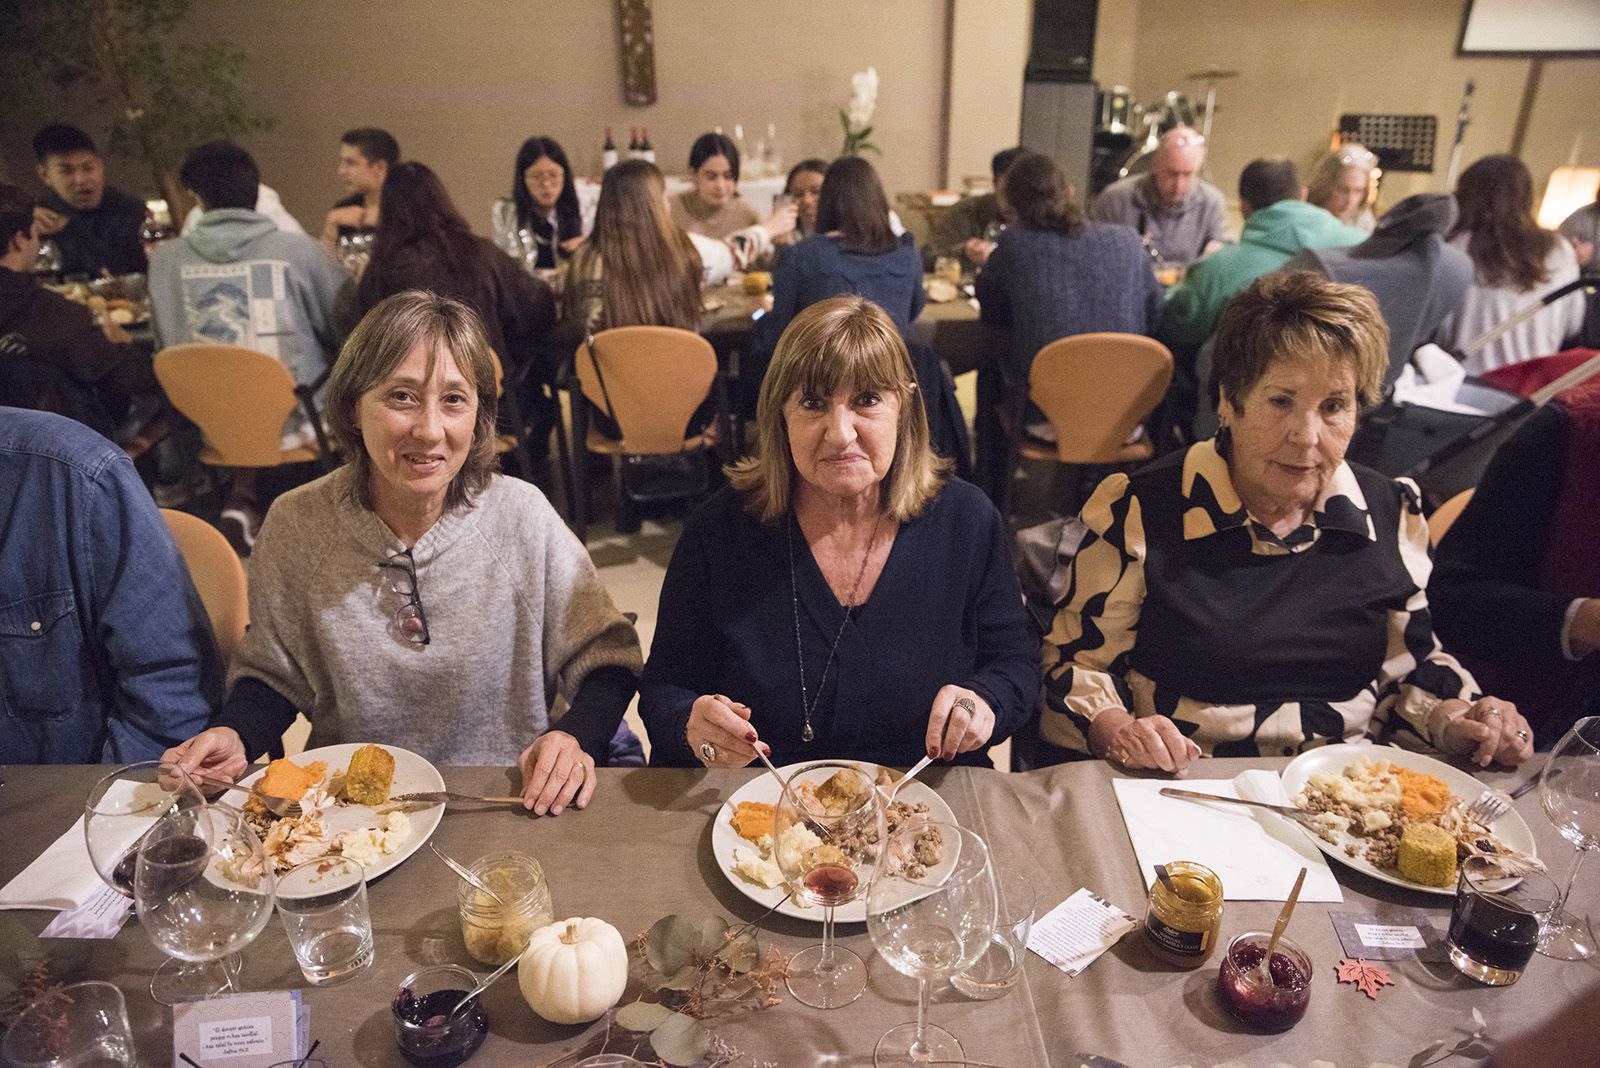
[1111,770,1343,902]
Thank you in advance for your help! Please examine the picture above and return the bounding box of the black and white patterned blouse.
[1040,439,1478,759]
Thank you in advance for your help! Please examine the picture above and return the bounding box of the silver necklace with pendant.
[786,512,880,743]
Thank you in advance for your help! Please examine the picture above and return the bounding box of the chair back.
[153,343,308,467]
[574,327,717,453]
[1429,487,1475,546]
[160,509,248,661]
[1028,333,1174,463]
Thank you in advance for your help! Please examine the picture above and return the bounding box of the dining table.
[2,757,1591,1067]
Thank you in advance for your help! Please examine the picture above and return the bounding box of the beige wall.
[946,0,1031,189]
[1116,0,1600,212]
[3,1,950,234]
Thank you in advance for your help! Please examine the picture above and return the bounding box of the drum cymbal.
[1185,67,1240,81]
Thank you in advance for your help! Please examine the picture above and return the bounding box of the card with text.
[172,990,308,1067]
[1027,888,1140,978]
[1329,908,1446,962]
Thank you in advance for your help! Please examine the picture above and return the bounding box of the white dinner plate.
[712,762,958,924]
[238,743,445,898]
[1280,744,1536,897]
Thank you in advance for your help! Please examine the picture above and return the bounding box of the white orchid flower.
[846,67,878,131]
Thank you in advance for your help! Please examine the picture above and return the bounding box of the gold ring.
[1516,729,1530,742]
[1485,706,1502,717]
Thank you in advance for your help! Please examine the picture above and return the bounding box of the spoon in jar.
[1254,867,1307,985]
[448,952,520,1020]
[429,842,506,907]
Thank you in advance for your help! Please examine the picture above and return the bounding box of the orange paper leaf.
[1336,956,1394,1000]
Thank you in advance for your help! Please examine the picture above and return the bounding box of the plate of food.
[1280,744,1537,897]
[235,742,446,897]
[712,762,958,923]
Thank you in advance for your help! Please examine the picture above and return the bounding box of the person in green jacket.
[1159,158,1369,348]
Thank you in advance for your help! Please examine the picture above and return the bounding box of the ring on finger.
[1516,729,1530,742]
[699,741,718,764]
[954,696,977,716]
[1484,706,1502,718]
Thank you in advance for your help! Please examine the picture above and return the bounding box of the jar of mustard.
[457,852,554,966]
[1143,861,1224,967]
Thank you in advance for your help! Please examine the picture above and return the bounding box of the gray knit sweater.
[227,467,641,764]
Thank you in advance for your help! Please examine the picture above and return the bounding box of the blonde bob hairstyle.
[1210,271,1389,413]
[326,289,500,513]
[727,295,949,522]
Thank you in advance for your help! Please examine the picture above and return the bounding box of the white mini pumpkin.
[518,916,628,1024]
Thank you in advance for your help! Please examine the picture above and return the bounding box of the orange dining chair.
[567,326,731,542]
[152,343,333,471]
[1428,487,1476,547]
[998,332,1174,523]
[160,508,249,662]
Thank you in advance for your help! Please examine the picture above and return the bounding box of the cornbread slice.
[1396,822,1457,887]
[345,744,395,806]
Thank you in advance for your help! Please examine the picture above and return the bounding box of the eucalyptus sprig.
[615,914,789,1067]
[1409,1007,1492,1067]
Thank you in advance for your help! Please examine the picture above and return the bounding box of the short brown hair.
[327,290,500,512]
[1211,271,1388,411]
[727,295,948,522]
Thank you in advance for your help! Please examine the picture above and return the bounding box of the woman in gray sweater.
[164,291,641,816]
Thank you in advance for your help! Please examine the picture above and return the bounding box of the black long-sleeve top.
[640,480,1041,768]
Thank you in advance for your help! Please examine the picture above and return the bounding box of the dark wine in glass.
[1448,891,1541,973]
[802,863,859,906]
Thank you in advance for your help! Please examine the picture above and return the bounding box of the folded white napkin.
[1111,771,1343,902]
[0,779,161,912]
[1392,344,1489,414]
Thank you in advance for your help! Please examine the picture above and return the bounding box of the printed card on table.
[1329,908,1447,962]
[1027,888,1140,977]
[173,990,309,1068]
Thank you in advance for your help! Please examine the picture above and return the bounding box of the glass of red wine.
[134,801,277,1005]
[774,761,887,1008]
[1535,716,1600,961]
[1447,856,1562,985]
[83,761,208,898]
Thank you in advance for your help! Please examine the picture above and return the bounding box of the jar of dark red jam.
[1216,931,1313,1031]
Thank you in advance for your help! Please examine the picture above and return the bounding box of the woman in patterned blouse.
[1038,271,1535,773]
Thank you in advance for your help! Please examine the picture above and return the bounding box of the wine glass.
[774,761,887,1008]
[1536,716,1600,960]
[84,761,208,898]
[134,801,277,1005]
[866,822,997,1067]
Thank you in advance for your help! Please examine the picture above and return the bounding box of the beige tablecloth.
[2,760,1592,1066]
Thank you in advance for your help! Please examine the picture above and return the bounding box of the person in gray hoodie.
[148,141,350,548]
[1285,193,1474,390]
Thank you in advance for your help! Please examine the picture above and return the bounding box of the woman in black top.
[359,161,555,382]
[640,296,1038,769]
[1034,271,1533,772]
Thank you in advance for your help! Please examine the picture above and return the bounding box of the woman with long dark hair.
[491,136,587,271]
[359,161,555,381]
[1440,154,1585,373]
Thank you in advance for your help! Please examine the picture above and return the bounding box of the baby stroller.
[1347,278,1599,508]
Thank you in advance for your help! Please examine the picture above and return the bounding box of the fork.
[181,770,302,818]
[390,790,525,805]
[1464,788,1512,828]
[1157,787,1321,828]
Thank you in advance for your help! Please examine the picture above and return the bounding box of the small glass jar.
[1216,931,1313,1031]
[1143,860,1224,967]
[393,964,488,1067]
[457,851,554,966]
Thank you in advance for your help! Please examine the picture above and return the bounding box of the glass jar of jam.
[393,965,488,1067]
[1216,931,1313,1031]
[1143,861,1224,967]
[457,852,554,966]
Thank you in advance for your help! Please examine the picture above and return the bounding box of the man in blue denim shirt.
[0,407,220,761]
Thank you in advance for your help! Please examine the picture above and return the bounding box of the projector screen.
[1458,0,1600,57]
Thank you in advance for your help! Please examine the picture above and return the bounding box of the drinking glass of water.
[951,864,1034,999]
[277,855,375,985]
